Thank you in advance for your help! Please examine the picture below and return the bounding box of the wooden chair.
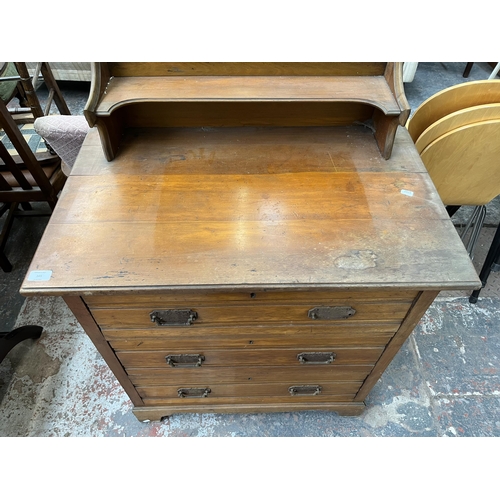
[3,62,71,123]
[407,80,500,143]
[414,103,500,154]
[0,97,66,272]
[417,119,500,257]
[407,80,500,253]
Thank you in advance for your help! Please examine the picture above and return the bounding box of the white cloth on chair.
[34,115,90,173]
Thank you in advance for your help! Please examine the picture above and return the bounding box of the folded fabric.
[34,115,90,172]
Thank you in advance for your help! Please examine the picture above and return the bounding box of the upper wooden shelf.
[95,76,401,115]
[84,63,410,161]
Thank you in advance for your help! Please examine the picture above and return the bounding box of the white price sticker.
[28,270,53,281]
[401,189,414,197]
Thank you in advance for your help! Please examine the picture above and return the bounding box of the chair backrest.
[407,80,500,142]
[420,119,500,206]
[0,62,20,103]
[0,97,65,208]
[414,103,500,154]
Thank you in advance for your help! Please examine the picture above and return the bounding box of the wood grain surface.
[111,101,375,129]
[105,325,398,349]
[115,346,384,368]
[415,103,500,153]
[20,124,479,295]
[407,80,500,142]
[85,289,418,307]
[90,302,412,329]
[420,119,500,206]
[107,62,388,77]
[71,126,429,176]
[51,171,447,224]
[132,402,366,419]
[136,381,361,400]
[126,365,374,385]
[355,290,439,401]
[96,76,401,115]
[21,217,479,293]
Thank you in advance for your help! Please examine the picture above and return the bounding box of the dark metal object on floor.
[0,325,43,363]
[469,222,500,303]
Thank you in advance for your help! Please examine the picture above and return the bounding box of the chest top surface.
[20,124,479,295]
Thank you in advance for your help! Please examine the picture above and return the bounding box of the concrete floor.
[1,62,500,436]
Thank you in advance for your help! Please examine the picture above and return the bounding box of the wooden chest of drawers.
[20,63,480,421]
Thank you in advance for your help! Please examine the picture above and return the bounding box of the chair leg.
[463,62,474,77]
[0,202,19,272]
[460,205,486,259]
[488,62,500,80]
[0,250,13,272]
[0,325,43,364]
[470,221,500,303]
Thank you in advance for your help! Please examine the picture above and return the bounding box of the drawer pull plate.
[177,388,211,398]
[166,354,205,367]
[297,352,336,365]
[308,306,356,321]
[150,309,198,326]
[289,385,322,396]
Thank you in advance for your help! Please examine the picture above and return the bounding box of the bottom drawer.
[133,400,366,420]
[137,380,362,401]
[140,395,358,406]
[127,365,374,386]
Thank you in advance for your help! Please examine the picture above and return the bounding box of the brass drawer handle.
[308,306,356,320]
[289,385,322,396]
[177,388,211,398]
[150,309,198,326]
[166,354,205,367]
[297,352,336,365]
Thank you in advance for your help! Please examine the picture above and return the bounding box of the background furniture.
[463,62,500,79]
[34,115,89,172]
[469,224,500,303]
[489,63,500,80]
[407,80,500,299]
[1,62,71,124]
[26,62,91,82]
[0,325,42,364]
[403,62,418,83]
[0,97,66,272]
[20,63,479,421]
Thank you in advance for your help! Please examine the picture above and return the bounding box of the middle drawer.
[115,346,384,369]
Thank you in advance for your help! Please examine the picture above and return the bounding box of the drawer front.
[91,302,412,329]
[85,289,418,308]
[116,346,384,369]
[103,324,399,348]
[126,365,374,386]
[85,289,416,410]
[136,381,361,399]
[140,394,358,407]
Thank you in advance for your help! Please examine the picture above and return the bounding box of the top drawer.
[85,289,418,307]
[86,289,417,329]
